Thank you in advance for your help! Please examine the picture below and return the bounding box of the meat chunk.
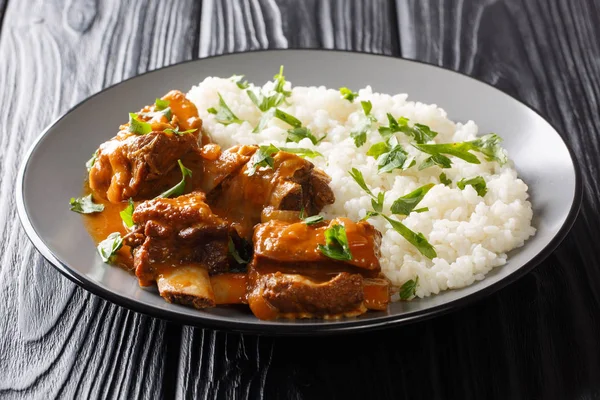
[125,192,230,307]
[208,150,335,238]
[247,218,389,319]
[89,90,203,203]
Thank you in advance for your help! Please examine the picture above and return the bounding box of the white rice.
[187,76,536,299]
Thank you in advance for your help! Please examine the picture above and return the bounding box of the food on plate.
[74,66,535,320]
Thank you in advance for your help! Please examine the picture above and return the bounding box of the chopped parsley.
[278,147,323,158]
[348,168,385,213]
[318,224,353,261]
[247,90,285,113]
[245,144,279,176]
[457,176,488,197]
[439,172,452,186]
[369,137,414,174]
[69,194,104,214]
[207,93,244,125]
[271,109,324,144]
[366,213,437,259]
[339,87,358,102]
[390,184,434,215]
[154,98,172,120]
[163,127,197,136]
[272,65,292,98]
[86,150,98,172]
[350,100,376,148]
[228,237,249,264]
[351,169,437,259]
[155,98,170,110]
[120,198,135,228]
[414,133,507,169]
[230,75,250,89]
[379,114,437,144]
[399,277,419,300]
[157,160,192,198]
[303,215,324,225]
[97,232,123,263]
[128,113,152,135]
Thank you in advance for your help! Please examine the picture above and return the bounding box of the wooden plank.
[176,1,400,399]
[0,1,201,398]
[394,0,600,398]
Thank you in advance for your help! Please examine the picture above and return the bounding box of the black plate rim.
[15,49,583,336]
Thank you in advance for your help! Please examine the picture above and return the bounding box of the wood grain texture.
[1,0,600,399]
[0,0,200,398]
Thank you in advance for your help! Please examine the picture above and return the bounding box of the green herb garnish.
[230,75,250,89]
[457,176,488,197]
[318,224,353,261]
[366,212,436,259]
[376,139,414,174]
[157,160,192,198]
[120,198,135,228]
[286,127,319,145]
[163,127,197,136]
[348,168,385,213]
[245,144,280,176]
[228,237,249,264]
[128,113,152,135]
[154,98,171,119]
[97,232,123,263]
[278,147,323,158]
[390,184,434,215]
[340,87,358,102]
[69,194,104,214]
[379,114,438,144]
[414,133,507,169]
[350,100,376,148]
[207,93,244,125]
[399,277,419,300]
[273,108,302,127]
[303,215,324,225]
[86,150,98,172]
[272,65,292,98]
[439,172,452,186]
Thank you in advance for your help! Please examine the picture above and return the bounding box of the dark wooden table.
[1,0,599,398]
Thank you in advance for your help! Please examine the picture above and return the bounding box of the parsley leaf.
[439,172,452,186]
[366,141,391,158]
[247,90,285,112]
[457,176,488,197]
[399,277,419,300]
[271,109,324,144]
[414,133,507,169]
[163,127,197,136]
[286,127,319,145]
[339,87,358,102]
[378,114,437,143]
[348,168,385,212]
[377,143,413,173]
[228,237,249,264]
[272,65,292,98]
[207,93,244,125]
[373,213,437,259]
[245,144,279,176]
[318,224,353,261]
[303,215,324,225]
[86,150,98,172]
[278,147,323,158]
[230,75,250,89]
[128,113,152,135]
[154,98,172,119]
[157,160,192,198]
[273,108,302,127]
[155,98,170,110]
[390,184,434,215]
[97,232,123,263]
[69,194,104,214]
[350,101,376,148]
[120,198,135,228]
